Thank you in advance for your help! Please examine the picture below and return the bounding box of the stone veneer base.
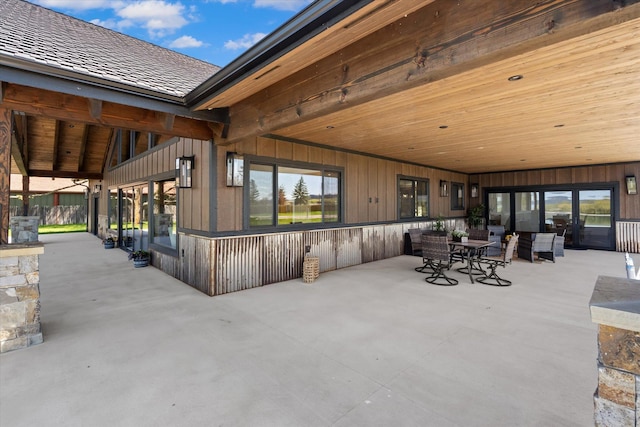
[590,275,640,426]
[0,242,45,353]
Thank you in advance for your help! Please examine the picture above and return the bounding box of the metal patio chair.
[421,234,458,286]
[477,234,519,286]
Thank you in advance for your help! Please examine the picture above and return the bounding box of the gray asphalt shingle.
[0,0,220,98]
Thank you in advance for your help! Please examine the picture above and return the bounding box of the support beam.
[77,123,89,171]
[10,117,27,175]
[1,84,216,141]
[0,107,11,244]
[88,98,102,120]
[222,0,640,143]
[27,169,102,180]
[21,175,29,216]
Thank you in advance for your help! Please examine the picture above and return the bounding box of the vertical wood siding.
[154,219,468,296]
[616,221,640,253]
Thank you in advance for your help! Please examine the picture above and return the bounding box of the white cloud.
[169,35,204,48]
[224,32,267,50]
[90,17,133,31]
[253,0,312,12]
[116,1,189,37]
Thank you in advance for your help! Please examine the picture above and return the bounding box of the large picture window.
[248,162,341,227]
[399,177,429,219]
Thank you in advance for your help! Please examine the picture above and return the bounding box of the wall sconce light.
[626,175,637,195]
[440,180,448,197]
[176,156,195,188]
[226,152,244,187]
[471,184,479,198]
[94,184,101,193]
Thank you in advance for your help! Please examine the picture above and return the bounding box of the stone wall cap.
[0,243,45,258]
[590,275,640,332]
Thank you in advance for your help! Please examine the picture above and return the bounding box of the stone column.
[590,275,640,426]
[0,243,45,353]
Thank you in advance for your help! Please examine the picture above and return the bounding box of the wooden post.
[0,107,11,244]
[22,175,29,216]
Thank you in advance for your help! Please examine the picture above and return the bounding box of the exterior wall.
[153,218,463,296]
[471,162,640,220]
[216,136,470,232]
[100,138,214,234]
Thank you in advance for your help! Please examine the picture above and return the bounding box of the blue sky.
[28,0,314,66]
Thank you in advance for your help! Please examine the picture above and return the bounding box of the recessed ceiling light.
[408,147,415,150]
[520,159,526,162]
[508,75,523,81]
[575,146,582,149]
[554,124,565,128]
[439,125,448,129]
[326,125,334,129]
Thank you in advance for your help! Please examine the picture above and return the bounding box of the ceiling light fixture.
[326,125,334,129]
[439,125,448,129]
[554,124,565,128]
[508,75,523,81]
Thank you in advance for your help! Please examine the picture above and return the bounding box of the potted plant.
[451,229,469,242]
[103,237,116,249]
[467,204,485,229]
[433,215,447,234]
[128,250,150,268]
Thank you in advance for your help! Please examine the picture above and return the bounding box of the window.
[399,177,429,219]
[451,182,464,210]
[248,162,342,227]
[152,180,177,250]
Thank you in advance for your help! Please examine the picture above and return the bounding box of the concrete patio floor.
[0,232,627,426]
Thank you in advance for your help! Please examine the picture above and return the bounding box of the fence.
[9,205,87,225]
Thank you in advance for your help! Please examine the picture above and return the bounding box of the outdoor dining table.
[448,239,496,284]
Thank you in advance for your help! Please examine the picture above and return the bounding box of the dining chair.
[477,234,519,286]
[421,234,458,286]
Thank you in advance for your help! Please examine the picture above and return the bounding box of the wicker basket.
[303,256,320,283]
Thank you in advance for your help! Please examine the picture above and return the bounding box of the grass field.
[38,224,87,234]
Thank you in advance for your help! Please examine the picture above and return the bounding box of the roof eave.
[186,0,374,110]
[1,58,227,123]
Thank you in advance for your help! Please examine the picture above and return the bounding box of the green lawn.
[38,224,87,234]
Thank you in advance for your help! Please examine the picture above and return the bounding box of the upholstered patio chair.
[486,225,505,257]
[477,234,519,286]
[421,234,458,286]
[533,232,556,263]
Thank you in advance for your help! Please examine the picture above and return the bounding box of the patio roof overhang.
[191,0,640,174]
[0,59,229,180]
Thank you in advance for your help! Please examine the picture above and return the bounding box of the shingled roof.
[0,0,220,99]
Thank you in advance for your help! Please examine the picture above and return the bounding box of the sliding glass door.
[120,184,149,252]
[488,185,615,250]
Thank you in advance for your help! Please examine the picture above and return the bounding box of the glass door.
[120,184,149,252]
[544,191,573,247]
[577,189,612,249]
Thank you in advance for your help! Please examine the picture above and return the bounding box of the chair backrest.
[468,229,489,240]
[408,228,423,251]
[504,234,519,263]
[487,225,505,239]
[533,233,555,251]
[422,234,450,262]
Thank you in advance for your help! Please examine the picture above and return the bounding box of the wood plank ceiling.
[272,16,640,173]
[197,0,640,175]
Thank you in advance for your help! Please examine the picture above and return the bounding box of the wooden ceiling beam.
[10,114,28,176]
[223,0,640,143]
[51,119,59,171]
[1,84,215,141]
[78,123,89,171]
[28,169,102,180]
